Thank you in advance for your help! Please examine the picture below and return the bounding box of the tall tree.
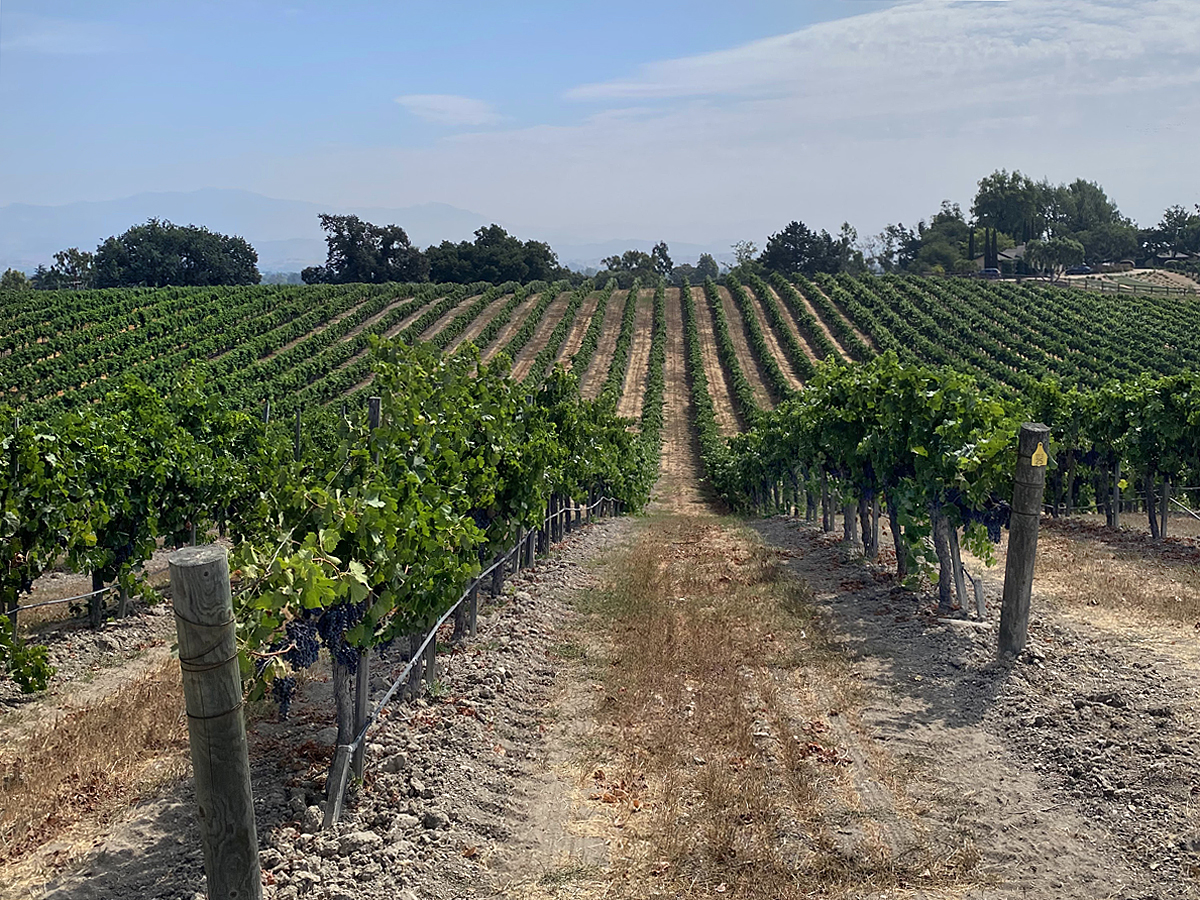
[305,214,428,284]
[424,224,564,284]
[972,169,1040,242]
[760,220,846,277]
[93,220,259,287]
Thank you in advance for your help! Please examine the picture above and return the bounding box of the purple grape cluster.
[316,602,365,673]
[272,675,297,719]
[283,619,320,669]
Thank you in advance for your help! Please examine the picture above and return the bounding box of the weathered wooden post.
[998,423,1050,658]
[169,545,262,900]
[491,552,505,596]
[1111,460,1122,529]
[262,400,270,425]
[353,395,382,780]
[467,583,479,637]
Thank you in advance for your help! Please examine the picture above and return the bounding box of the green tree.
[650,242,673,278]
[696,253,719,280]
[305,214,428,285]
[32,248,95,290]
[760,221,846,277]
[972,169,1040,241]
[1025,236,1085,279]
[424,224,565,284]
[600,249,656,288]
[0,269,30,290]
[93,220,260,287]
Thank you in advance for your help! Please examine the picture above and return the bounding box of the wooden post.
[998,423,1050,658]
[821,472,833,533]
[294,408,302,461]
[351,649,370,780]
[423,632,436,686]
[453,593,470,642]
[491,553,504,596]
[1160,476,1170,539]
[526,529,536,567]
[468,584,479,637]
[168,546,262,900]
[947,525,969,610]
[1111,460,1121,529]
[405,633,423,700]
[262,400,270,425]
[89,571,105,630]
[515,527,525,572]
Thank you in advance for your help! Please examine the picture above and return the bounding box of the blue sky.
[2,1,1198,245]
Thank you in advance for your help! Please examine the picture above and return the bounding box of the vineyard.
[3,272,1200,899]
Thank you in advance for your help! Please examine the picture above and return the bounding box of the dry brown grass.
[574,515,975,899]
[0,658,188,892]
[1033,530,1200,625]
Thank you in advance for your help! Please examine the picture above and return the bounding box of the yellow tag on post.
[1031,442,1048,467]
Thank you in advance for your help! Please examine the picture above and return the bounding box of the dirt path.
[511,293,571,382]
[555,292,601,373]
[747,515,1200,899]
[717,286,773,409]
[579,290,628,401]
[615,290,653,421]
[806,280,874,352]
[691,286,743,435]
[789,283,852,361]
[445,292,510,353]
[480,293,540,364]
[418,293,480,341]
[342,294,420,343]
[741,283,805,391]
[652,289,708,515]
[762,284,820,364]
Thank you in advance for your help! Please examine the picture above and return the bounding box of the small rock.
[422,809,450,830]
[339,830,384,856]
[409,777,434,799]
[300,806,322,834]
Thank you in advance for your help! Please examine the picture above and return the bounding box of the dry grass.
[1034,530,1200,625]
[575,515,975,899]
[0,658,188,892]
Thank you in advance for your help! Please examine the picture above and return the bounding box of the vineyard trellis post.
[1112,461,1122,529]
[998,423,1050,658]
[353,397,382,780]
[168,545,262,900]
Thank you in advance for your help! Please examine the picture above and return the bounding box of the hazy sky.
[2,0,1198,244]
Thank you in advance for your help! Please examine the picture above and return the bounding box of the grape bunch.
[272,675,297,719]
[316,602,365,673]
[283,619,320,670]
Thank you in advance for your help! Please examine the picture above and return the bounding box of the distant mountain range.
[0,188,736,274]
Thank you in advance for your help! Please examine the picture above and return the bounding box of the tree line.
[4,168,1197,291]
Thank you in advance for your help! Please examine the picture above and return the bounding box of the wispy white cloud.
[395,94,502,127]
[0,15,125,55]
[566,0,1200,111]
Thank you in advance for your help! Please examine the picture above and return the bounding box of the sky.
[2,0,1199,246]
